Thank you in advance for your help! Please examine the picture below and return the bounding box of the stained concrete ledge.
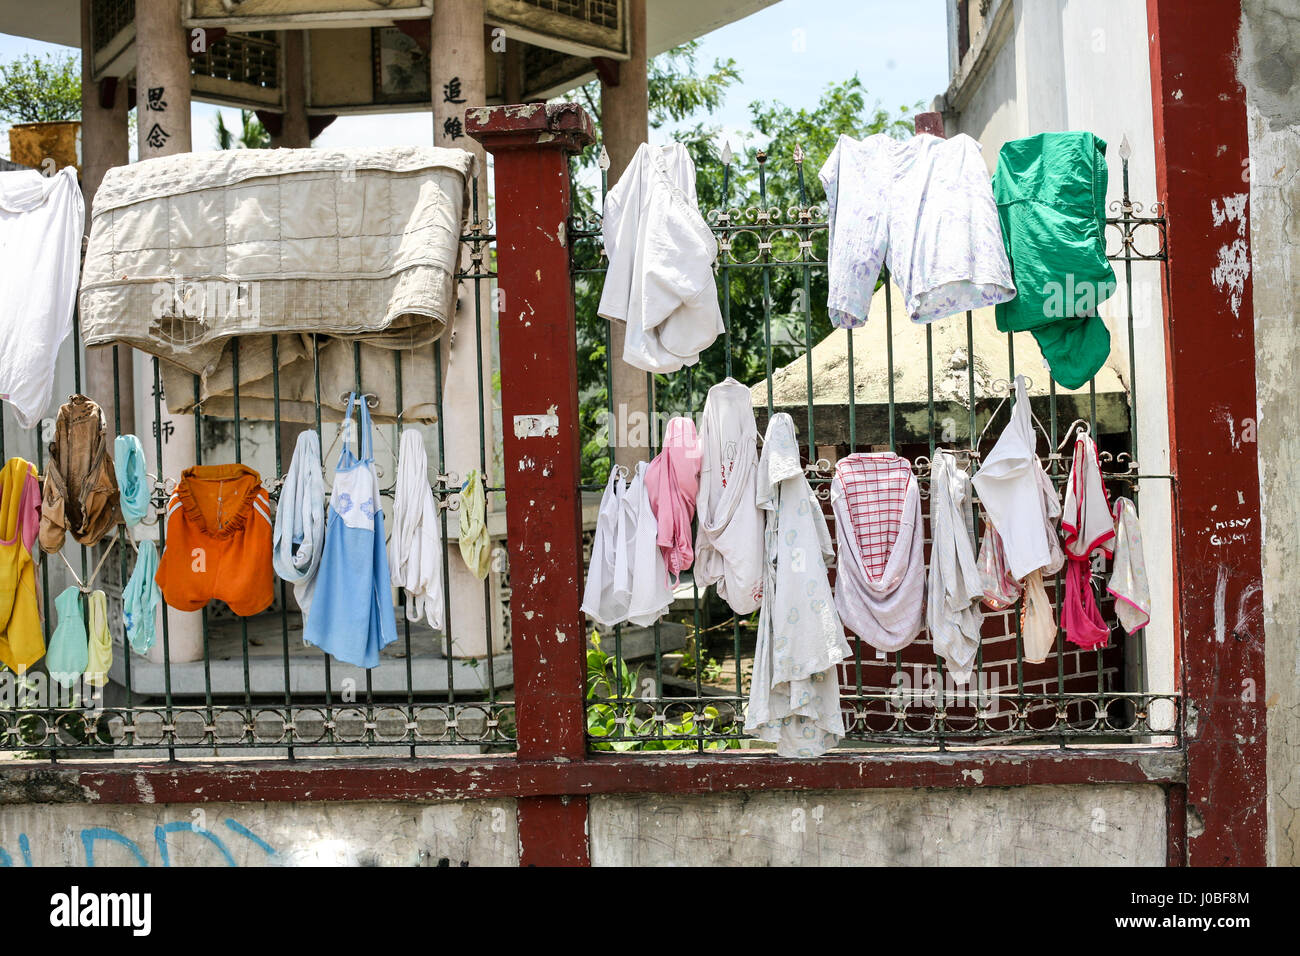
[589,784,1167,866]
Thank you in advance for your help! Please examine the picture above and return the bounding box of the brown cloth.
[39,395,122,553]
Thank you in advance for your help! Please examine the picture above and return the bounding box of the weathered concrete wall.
[1239,0,1300,868]
[589,785,1165,866]
[0,800,519,866]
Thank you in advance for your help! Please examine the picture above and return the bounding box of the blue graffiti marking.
[82,827,148,867]
[5,817,275,866]
[224,818,277,858]
[154,822,236,867]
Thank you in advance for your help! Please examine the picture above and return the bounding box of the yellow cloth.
[0,457,44,672]
[85,589,112,687]
[458,469,490,580]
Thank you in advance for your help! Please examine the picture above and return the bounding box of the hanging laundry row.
[1,396,124,686]
[0,390,484,679]
[583,378,850,758]
[579,372,1151,758]
[598,130,1118,391]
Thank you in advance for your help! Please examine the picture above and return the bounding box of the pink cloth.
[1062,557,1110,650]
[645,417,701,585]
[0,466,41,553]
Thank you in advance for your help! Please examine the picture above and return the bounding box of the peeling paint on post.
[1147,0,1267,866]
[468,103,596,866]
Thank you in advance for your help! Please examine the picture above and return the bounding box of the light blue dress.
[47,586,87,688]
[303,394,397,669]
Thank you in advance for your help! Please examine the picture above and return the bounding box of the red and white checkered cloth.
[834,453,914,580]
[830,452,927,652]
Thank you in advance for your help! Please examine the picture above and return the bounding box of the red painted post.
[467,103,596,866]
[913,111,945,137]
[1147,0,1268,866]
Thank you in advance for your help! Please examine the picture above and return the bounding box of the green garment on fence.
[993,132,1117,389]
[458,469,491,580]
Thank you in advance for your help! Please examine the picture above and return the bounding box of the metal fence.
[0,185,515,758]
[571,139,1180,752]
[0,128,1180,761]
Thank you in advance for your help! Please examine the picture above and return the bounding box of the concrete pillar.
[135,0,203,665]
[502,37,523,104]
[467,102,596,864]
[1147,0,1266,865]
[271,31,310,149]
[599,0,651,471]
[80,0,134,441]
[431,0,500,659]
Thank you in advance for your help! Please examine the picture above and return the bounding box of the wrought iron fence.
[0,185,515,758]
[571,138,1180,752]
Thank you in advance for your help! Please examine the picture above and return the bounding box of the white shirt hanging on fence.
[926,451,985,684]
[580,463,672,629]
[972,375,1064,581]
[830,453,927,652]
[744,413,850,758]
[694,379,765,615]
[0,167,84,429]
[625,461,675,626]
[598,142,724,374]
[581,469,631,628]
[388,429,445,629]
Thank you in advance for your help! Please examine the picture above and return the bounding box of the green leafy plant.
[678,634,724,684]
[586,631,734,751]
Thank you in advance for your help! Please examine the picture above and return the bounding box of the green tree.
[215,109,271,149]
[0,53,81,124]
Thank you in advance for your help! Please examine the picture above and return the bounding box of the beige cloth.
[158,335,442,425]
[1020,569,1058,663]
[80,147,476,423]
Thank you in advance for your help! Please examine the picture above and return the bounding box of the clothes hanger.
[915,448,980,474]
[1055,419,1092,456]
[55,529,120,594]
[976,375,1053,456]
[319,391,397,476]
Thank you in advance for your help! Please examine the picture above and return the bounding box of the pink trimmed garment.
[645,416,701,585]
[1060,432,1113,651]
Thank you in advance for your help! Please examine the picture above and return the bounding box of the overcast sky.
[0,0,949,159]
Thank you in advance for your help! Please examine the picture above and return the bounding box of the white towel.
[694,379,765,615]
[388,429,445,629]
[972,375,1061,580]
[830,453,926,652]
[272,430,326,623]
[625,462,674,626]
[744,413,850,757]
[1107,498,1150,634]
[581,469,630,627]
[926,451,985,683]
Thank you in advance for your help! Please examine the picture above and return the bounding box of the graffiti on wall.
[0,816,277,867]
